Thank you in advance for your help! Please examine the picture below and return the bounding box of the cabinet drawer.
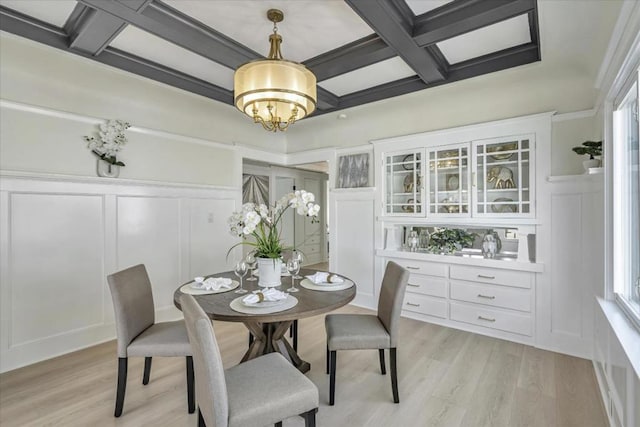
[307,235,321,244]
[407,275,447,298]
[303,244,320,254]
[450,281,531,312]
[388,258,447,278]
[403,293,447,319]
[450,265,531,289]
[450,302,532,336]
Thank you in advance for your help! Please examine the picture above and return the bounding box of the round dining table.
[173,268,356,373]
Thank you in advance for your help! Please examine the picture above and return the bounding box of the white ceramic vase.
[97,159,120,178]
[257,257,282,287]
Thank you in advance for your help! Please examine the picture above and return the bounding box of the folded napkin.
[305,272,345,285]
[191,277,233,291]
[242,288,288,304]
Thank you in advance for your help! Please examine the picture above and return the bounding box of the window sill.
[597,297,640,379]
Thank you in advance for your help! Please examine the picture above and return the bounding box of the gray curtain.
[243,174,269,205]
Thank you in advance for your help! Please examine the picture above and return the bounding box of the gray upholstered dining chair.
[107,264,194,417]
[180,294,319,427]
[324,261,410,405]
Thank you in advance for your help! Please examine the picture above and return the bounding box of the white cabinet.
[380,134,535,219]
[394,258,448,319]
[386,254,536,343]
[383,150,423,216]
[426,143,471,217]
[473,135,534,218]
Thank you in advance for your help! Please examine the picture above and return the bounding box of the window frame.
[611,68,640,330]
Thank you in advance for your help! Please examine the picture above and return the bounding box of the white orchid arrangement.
[228,190,320,258]
[84,119,131,166]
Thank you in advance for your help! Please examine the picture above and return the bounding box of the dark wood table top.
[173,268,356,323]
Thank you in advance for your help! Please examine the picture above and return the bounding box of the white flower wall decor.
[84,119,131,167]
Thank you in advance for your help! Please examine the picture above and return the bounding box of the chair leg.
[275,423,282,427]
[142,357,152,385]
[301,408,317,427]
[378,349,386,375]
[249,332,253,346]
[390,348,399,403]
[198,408,206,427]
[186,356,195,413]
[292,319,298,351]
[326,345,329,374]
[329,350,337,405]
[114,357,128,417]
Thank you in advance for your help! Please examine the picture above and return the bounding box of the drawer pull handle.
[406,302,420,307]
[406,266,420,270]
[477,294,496,299]
[478,315,496,322]
[407,283,420,287]
[477,274,495,279]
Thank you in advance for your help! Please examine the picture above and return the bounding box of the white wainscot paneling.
[0,173,240,372]
[331,190,375,308]
[537,174,604,359]
[188,198,238,277]
[10,193,105,343]
[550,194,583,336]
[117,197,182,314]
[3,193,106,371]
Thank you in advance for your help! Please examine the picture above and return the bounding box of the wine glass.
[286,258,300,293]
[234,261,248,294]
[292,250,303,279]
[246,253,257,281]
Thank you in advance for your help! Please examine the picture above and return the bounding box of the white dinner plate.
[242,298,288,308]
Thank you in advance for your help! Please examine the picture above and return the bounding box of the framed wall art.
[337,153,370,188]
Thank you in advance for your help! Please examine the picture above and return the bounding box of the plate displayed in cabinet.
[402,154,415,170]
[491,197,517,213]
[403,174,421,192]
[487,143,517,161]
[446,174,459,191]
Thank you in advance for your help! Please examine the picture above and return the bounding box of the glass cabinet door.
[384,150,423,215]
[427,145,470,216]
[474,135,533,216]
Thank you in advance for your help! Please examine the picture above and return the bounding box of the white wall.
[0,101,240,186]
[0,33,286,185]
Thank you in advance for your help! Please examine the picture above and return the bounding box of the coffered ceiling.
[0,0,540,116]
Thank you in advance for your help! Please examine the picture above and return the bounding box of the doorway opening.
[242,159,329,269]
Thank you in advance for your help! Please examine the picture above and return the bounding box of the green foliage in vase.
[571,140,602,160]
[427,228,476,254]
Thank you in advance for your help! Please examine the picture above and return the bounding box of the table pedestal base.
[242,321,310,373]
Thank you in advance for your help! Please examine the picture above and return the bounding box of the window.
[613,68,640,326]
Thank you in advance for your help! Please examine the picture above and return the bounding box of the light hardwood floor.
[0,305,607,427]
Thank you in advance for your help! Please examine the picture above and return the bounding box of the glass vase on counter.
[407,230,419,252]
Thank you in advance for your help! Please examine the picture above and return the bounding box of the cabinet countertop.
[377,249,544,273]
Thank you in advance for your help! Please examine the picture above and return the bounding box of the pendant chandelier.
[234,9,317,132]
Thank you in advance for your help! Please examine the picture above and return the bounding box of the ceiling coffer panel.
[0,0,542,116]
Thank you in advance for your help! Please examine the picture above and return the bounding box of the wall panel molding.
[0,174,240,372]
[0,99,235,151]
[330,188,376,309]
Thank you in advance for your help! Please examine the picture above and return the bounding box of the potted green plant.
[572,140,602,171]
[427,227,475,254]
